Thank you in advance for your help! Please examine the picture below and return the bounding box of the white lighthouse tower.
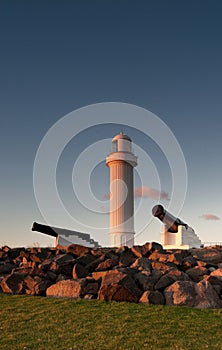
[106,133,137,247]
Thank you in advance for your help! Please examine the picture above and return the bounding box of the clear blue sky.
[1,0,222,247]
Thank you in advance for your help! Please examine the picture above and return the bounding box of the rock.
[91,248,107,258]
[182,255,198,269]
[46,279,83,298]
[210,268,222,281]
[186,266,208,282]
[82,280,99,296]
[46,271,57,282]
[196,260,207,267]
[66,244,90,257]
[115,246,128,254]
[203,275,222,296]
[208,267,216,273]
[50,254,76,276]
[139,290,150,303]
[149,251,168,263]
[23,275,36,294]
[148,290,165,305]
[131,243,162,258]
[191,248,222,264]
[135,269,163,291]
[39,259,52,272]
[155,269,190,290]
[56,274,69,282]
[164,281,197,307]
[91,271,108,281]
[101,270,127,286]
[168,250,190,265]
[72,263,88,279]
[46,278,98,298]
[130,257,152,272]
[0,263,15,274]
[99,282,140,303]
[140,290,165,305]
[145,242,163,253]
[195,280,222,309]
[19,260,35,269]
[98,270,142,302]
[95,258,118,271]
[151,261,174,272]
[1,273,25,294]
[2,246,11,253]
[77,254,97,267]
[29,254,42,263]
[105,251,119,262]
[119,250,136,267]
[85,255,106,272]
[131,245,145,258]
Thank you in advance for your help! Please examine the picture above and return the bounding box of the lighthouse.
[106,133,137,247]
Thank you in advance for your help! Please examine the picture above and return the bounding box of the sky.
[0,0,222,247]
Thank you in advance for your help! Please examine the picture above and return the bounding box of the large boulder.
[46,279,83,298]
[195,280,222,309]
[98,270,142,302]
[46,278,99,299]
[164,281,197,307]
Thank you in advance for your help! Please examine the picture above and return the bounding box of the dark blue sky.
[1,1,222,246]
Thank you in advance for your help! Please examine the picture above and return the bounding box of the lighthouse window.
[113,140,118,152]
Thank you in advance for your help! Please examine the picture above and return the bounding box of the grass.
[0,294,222,349]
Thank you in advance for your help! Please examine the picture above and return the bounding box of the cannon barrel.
[32,222,58,238]
[152,205,188,233]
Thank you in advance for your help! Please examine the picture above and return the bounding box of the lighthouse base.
[110,232,135,248]
[161,224,202,249]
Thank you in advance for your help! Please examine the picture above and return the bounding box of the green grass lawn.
[0,294,222,350]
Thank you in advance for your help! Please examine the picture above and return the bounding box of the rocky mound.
[1,243,222,308]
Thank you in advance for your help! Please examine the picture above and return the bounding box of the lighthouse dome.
[112,132,132,142]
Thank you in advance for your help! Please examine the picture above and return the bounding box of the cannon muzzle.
[152,205,188,233]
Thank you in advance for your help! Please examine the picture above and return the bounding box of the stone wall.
[1,243,222,308]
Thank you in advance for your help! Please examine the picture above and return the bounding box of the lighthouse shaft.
[110,160,134,230]
[106,133,137,248]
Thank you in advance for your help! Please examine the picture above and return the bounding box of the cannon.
[152,205,202,248]
[152,205,188,233]
[31,222,101,247]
